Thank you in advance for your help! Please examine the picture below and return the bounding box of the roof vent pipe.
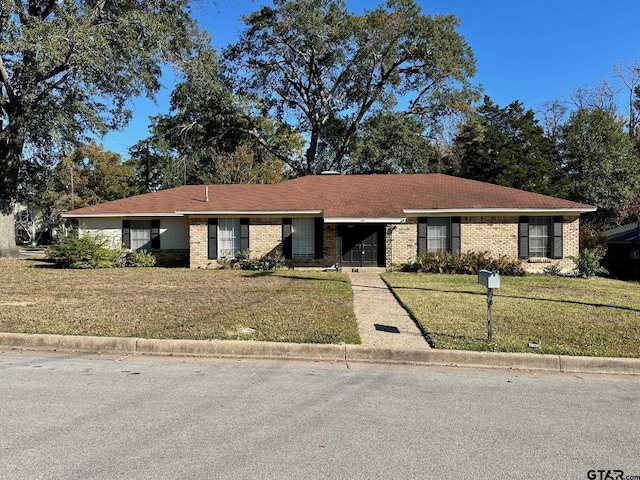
[205,186,209,202]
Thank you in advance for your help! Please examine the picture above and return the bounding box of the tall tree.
[538,100,568,141]
[560,108,640,228]
[613,60,640,139]
[347,111,445,174]
[223,0,477,175]
[56,142,140,208]
[454,97,561,196]
[569,80,618,115]
[139,50,298,186]
[0,0,206,256]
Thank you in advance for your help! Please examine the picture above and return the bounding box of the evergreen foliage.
[454,96,561,196]
[560,108,640,228]
[570,249,608,279]
[48,233,156,269]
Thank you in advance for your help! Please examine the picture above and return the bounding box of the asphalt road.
[1,352,639,480]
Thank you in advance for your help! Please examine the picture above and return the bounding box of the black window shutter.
[551,216,563,259]
[451,217,461,255]
[282,218,292,260]
[122,220,131,249]
[151,220,160,249]
[518,216,529,259]
[240,218,250,253]
[417,218,427,256]
[208,218,218,260]
[314,217,324,259]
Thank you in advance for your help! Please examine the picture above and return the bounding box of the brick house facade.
[63,174,594,273]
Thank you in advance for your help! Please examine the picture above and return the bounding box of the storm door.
[340,224,385,267]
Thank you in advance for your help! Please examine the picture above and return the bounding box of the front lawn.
[382,272,640,358]
[0,260,360,344]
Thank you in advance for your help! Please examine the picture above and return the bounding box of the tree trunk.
[0,202,19,258]
[0,130,24,258]
[305,128,319,175]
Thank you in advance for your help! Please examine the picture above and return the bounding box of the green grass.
[0,260,360,344]
[382,272,640,358]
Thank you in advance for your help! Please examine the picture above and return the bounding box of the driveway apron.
[348,270,430,349]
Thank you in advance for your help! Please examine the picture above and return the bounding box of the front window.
[218,218,241,258]
[529,217,551,258]
[427,217,450,254]
[131,220,152,251]
[292,218,315,259]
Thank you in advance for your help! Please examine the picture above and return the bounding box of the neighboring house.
[14,205,32,245]
[62,174,595,272]
[14,204,52,245]
[602,223,640,280]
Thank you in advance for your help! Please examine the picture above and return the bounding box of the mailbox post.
[478,270,500,342]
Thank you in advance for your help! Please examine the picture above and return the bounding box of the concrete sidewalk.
[347,270,430,349]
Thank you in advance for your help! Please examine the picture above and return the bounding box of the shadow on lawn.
[428,331,487,344]
[23,258,58,268]
[244,271,351,284]
[389,285,640,314]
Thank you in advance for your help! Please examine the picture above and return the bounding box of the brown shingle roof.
[64,174,595,218]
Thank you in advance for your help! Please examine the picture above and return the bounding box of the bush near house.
[47,233,156,269]
[396,251,525,276]
[569,248,608,278]
[218,250,287,271]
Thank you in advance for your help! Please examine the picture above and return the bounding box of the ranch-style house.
[62,173,595,272]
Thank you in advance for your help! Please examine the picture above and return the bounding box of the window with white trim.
[218,218,241,258]
[292,218,315,259]
[131,220,152,251]
[529,217,551,258]
[426,217,450,253]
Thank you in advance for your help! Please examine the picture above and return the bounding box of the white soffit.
[403,207,597,216]
[323,217,406,224]
[61,212,182,218]
[176,210,324,217]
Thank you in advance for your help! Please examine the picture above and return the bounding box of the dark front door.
[341,224,385,267]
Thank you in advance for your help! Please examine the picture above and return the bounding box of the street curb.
[345,346,563,372]
[0,333,137,354]
[135,338,346,362]
[1,332,639,375]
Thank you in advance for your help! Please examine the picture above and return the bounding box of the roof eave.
[176,210,323,216]
[403,207,597,216]
[62,212,184,218]
[323,217,406,224]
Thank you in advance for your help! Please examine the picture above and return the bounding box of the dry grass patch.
[382,272,640,358]
[0,259,359,344]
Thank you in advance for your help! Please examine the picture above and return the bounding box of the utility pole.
[69,161,74,210]
[145,141,151,193]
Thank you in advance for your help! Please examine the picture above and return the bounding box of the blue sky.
[102,0,640,157]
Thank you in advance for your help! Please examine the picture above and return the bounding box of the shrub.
[47,233,115,269]
[579,225,607,256]
[124,249,157,267]
[48,234,156,269]
[570,248,608,278]
[232,250,288,271]
[542,264,564,276]
[401,251,525,276]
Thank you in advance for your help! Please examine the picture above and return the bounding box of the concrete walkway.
[347,270,430,349]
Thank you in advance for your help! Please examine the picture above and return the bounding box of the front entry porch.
[339,224,386,268]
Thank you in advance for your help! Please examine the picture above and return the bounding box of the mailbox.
[478,269,500,289]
